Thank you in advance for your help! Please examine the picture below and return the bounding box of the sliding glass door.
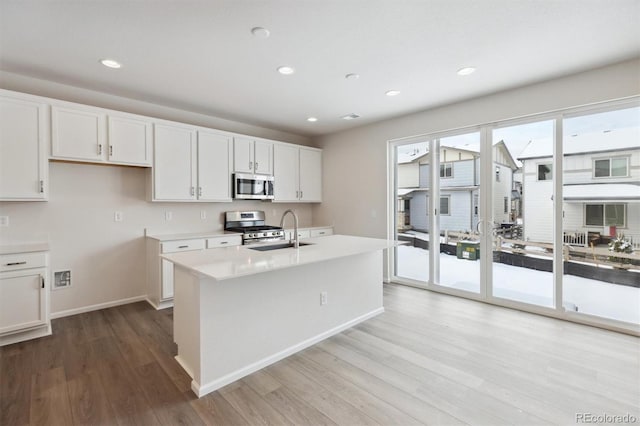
[490,120,555,307]
[391,98,640,333]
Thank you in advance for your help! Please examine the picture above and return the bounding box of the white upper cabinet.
[153,123,197,201]
[0,93,49,201]
[197,130,233,202]
[51,103,153,167]
[51,105,106,162]
[273,144,299,202]
[273,143,322,203]
[233,137,273,175]
[299,148,322,202]
[107,114,152,166]
[152,124,233,202]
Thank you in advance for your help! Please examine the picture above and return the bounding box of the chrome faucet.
[280,209,299,248]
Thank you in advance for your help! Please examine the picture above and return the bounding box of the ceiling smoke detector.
[341,113,361,120]
[277,66,295,75]
[100,59,122,69]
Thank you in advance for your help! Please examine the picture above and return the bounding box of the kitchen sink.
[248,242,313,251]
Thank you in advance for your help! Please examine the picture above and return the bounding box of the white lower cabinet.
[0,249,50,346]
[146,234,241,309]
[284,227,333,241]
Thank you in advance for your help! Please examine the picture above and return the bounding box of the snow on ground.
[396,245,640,325]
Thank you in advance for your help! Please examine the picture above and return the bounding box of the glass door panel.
[562,107,640,325]
[395,141,429,283]
[491,120,555,307]
[434,132,481,293]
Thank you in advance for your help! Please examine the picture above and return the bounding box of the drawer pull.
[318,232,325,235]
[220,241,228,245]
[178,245,189,249]
[6,261,27,266]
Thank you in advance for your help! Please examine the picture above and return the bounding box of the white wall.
[312,59,640,239]
[0,74,316,315]
[0,162,313,314]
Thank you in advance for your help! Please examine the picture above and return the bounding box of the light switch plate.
[0,216,8,227]
[200,210,207,220]
[114,211,123,222]
[165,211,173,221]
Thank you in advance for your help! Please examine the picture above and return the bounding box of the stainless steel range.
[224,210,285,245]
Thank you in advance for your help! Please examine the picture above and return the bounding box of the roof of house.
[518,127,640,160]
[563,183,640,202]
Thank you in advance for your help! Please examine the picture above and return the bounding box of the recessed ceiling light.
[251,27,270,38]
[307,117,318,122]
[345,73,360,80]
[341,113,361,120]
[100,59,122,69]
[277,66,295,75]
[386,90,400,96]
[457,67,476,76]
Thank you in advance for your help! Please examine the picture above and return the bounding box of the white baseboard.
[50,295,147,319]
[145,297,174,310]
[0,324,52,347]
[193,307,384,397]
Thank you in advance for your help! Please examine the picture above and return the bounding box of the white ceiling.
[1,0,639,137]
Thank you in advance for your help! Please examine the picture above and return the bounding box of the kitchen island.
[161,234,396,397]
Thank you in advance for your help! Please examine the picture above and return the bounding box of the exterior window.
[594,158,628,178]
[495,166,501,182]
[440,162,453,178]
[504,197,509,214]
[440,196,450,215]
[585,204,625,226]
[537,163,552,180]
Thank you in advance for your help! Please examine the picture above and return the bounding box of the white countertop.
[161,234,397,281]
[0,242,50,255]
[146,230,241,242]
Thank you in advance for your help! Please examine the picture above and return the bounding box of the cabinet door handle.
[190,186,195,196]
[40,180,44,193]
[255,162,259,171]
[98,144,103,155]
[178,245,189,249]
[198,187,202,197]
[300,190,303,199]
[109,145,113,156]
[220,241,228,245]
[249,161,253,170]
[296,190,299,198]
[6,261,27,266]
[41,276,45,289]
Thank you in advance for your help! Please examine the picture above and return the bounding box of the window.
[440,162,453,178]
[537,163,552,180]
[594,157,628,178]
[585,204,625,226]
[504,197,509,214]
[495,166,501,182]
[440,196,450,215]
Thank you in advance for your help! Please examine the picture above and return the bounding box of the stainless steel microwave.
[233,173,275,200]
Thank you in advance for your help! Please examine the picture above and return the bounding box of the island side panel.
[194,250,383,396]
[173,266,201,385]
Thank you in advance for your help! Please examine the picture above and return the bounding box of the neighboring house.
[518,127,640,246]
[397,142,518,234]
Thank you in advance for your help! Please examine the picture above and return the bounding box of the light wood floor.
[1,283,639,425]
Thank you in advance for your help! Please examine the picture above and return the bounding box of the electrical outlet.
[320,291,328,306]
[165,211,173,221]
[0,216,8,227]
[200,210,207,220]
[114,211,123,222]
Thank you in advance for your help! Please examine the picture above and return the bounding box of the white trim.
[191,307,385,398]
[175,355,195,378]
[0,323,51,347]
[145,297,174,310]
[50,295,147,319]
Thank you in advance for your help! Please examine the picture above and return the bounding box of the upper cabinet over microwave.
[233,137,273,175]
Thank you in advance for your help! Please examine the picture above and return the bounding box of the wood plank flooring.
[1,283,638,425]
